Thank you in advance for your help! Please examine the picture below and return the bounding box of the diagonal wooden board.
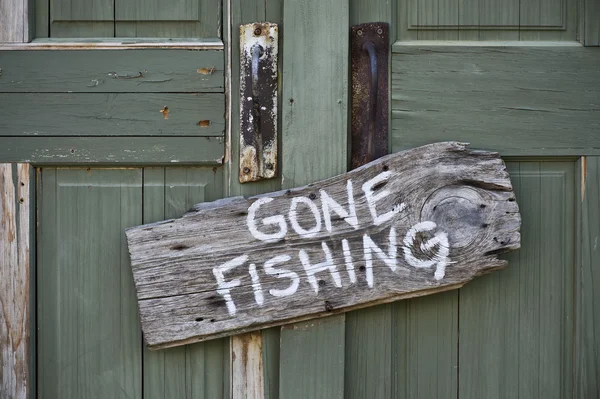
[126,142,521,350]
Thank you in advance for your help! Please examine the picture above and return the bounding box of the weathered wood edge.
[0,163,31,399]
[146,282,471,350]
[126,142,520,350]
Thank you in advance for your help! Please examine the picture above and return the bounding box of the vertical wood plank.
[0,0,30,42]
[459,161,575,399]
[231,331,264,399]
[347,2,395,397]
[142,167,229,399]
[577,156,600,397]
[227,0,283,397]
[37,168,143,399]
[583,0,600,45]
[393,292,458,398]
[0,163,31,399]
[279,0,348,398]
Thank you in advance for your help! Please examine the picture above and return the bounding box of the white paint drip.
[342,239,356,283]
[248,263,264,306]
[299,242,342,294]
[320,180,359,232]
[362,227,398,287]
[247,197,287,242]
[264,254,299,297]
[403,221,450,280]
[362,171,406,225]
[288,196,322,238]
[213,255,246,316]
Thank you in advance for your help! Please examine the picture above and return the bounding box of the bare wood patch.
[126,142,521,350]
[0,163,31,399]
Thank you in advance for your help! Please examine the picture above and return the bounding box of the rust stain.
[581,156,587,201]
[197,67,215,75]
[160,106,169,119]
[197,120,211,127]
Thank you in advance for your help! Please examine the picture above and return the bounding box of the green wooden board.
[142,167,229,399]
[577,156,600,397]
[0,50,223,93]
[391,47,600,155]
[459,161,575,399]
[0,137,224,164]
[0,93,224,137]
[37,168,143,399]
[278,0,348,397]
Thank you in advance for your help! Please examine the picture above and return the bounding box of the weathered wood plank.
[0,163,31,399]
[391,46,600,156]
[0,93,224,137]
[231,331,264,399]
[126,142,521,349]
[577,156,600,397]
[0,137,224,164]
[0,0,29,42]
[0,50,223,92]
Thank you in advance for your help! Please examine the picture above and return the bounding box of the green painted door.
[1,0,598,397]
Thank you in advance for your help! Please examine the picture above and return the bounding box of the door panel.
[37,168,143,399]
[459,161,575,399]
[141,167,228,399]
[37,167,228,399]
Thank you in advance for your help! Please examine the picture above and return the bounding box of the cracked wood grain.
[126,142,521,350]
[0,163,31,399]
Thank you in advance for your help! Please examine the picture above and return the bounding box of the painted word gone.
[212,171,451,316]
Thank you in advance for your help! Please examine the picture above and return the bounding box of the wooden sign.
[126,142,521,350]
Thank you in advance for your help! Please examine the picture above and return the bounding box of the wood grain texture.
[577,156,600,398]
[0,0,29,42]
[459,161,575,399]
[391,46,600,156]
[0,164,31,399]
[37,168,143,399]
[126,142,521,349]
[279,0,348,397]
[0,137,224,164]
[279,318,345,399]
[142,167,229,399]
[231,331,264,399]
[396,0,577,41]
[0,93,224,137]
[226,1,284,397]
[114,0,221,39]
[0,50,224,93]
[583,0,600,46]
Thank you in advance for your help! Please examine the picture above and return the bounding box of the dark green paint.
[0,93,224,137]
[0,50,224,93]
[0,137,224,164]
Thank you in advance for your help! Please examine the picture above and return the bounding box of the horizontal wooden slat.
[0,137,224,164]
[0,50,223,92]
[391,46,600,156]
[0,93,224,136]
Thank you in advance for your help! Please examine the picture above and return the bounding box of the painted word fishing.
[213,171,451,316]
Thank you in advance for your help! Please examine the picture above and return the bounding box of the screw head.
[357,29,363,36]
[243,167,251,174]
[377,28,383,35]
[265,163,274,170]
[254,27,262,36]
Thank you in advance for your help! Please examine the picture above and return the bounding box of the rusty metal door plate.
[239,22,279,183]
[350,23,389,169]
